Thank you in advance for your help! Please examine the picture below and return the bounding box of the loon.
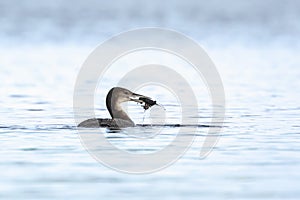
[78,87,156,128]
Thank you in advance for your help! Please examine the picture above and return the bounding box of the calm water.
[1,1,300,199]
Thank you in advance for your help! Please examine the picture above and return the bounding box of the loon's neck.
[107,100,133,122]
[112,106,132,121]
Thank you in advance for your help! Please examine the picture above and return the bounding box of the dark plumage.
[78,87,156,128]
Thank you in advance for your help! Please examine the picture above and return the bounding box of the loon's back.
[78,118,135,128]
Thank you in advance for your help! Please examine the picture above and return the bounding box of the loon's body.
[78,87,154,128]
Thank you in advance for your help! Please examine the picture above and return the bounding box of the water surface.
[1,1,300,199]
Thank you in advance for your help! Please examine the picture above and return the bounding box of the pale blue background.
[0,0,299,199]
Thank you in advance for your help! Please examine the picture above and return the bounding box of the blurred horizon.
[1,0,299,46]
